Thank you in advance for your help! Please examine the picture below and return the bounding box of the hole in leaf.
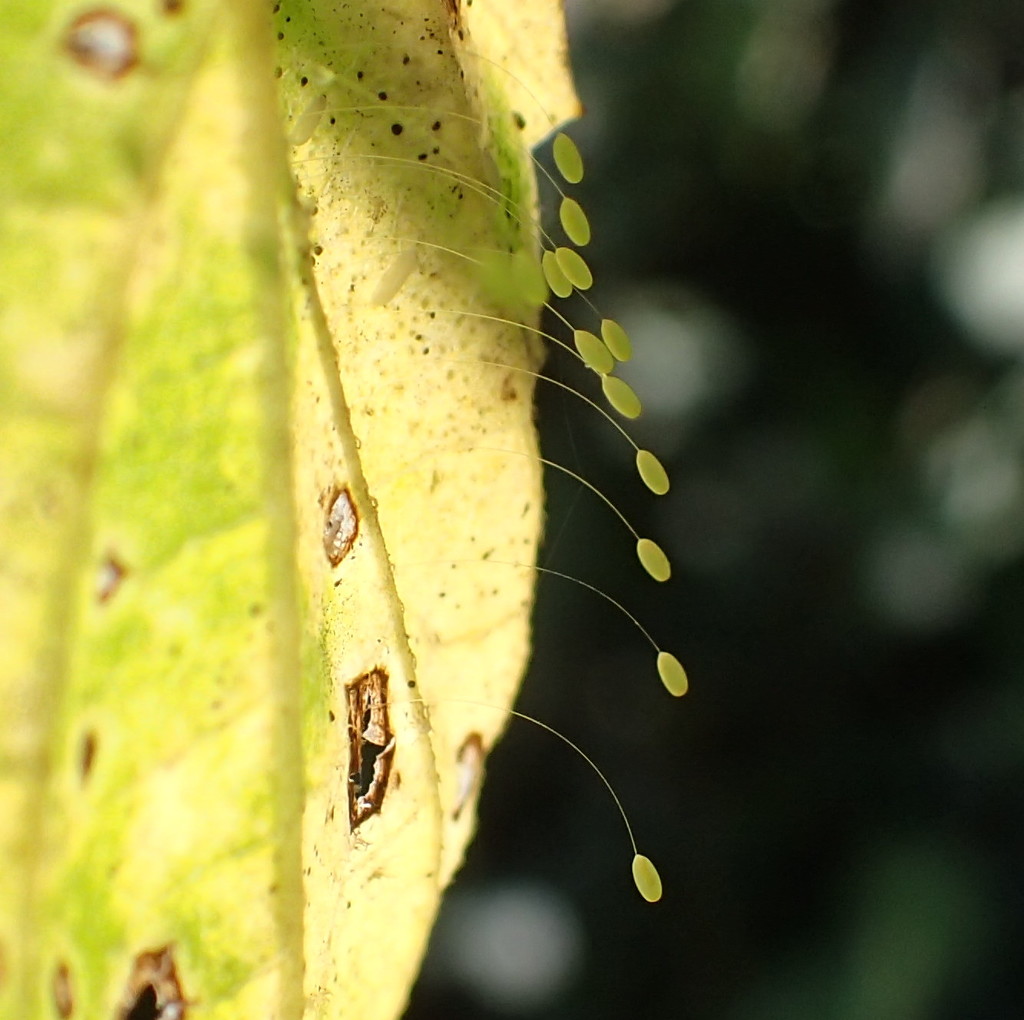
[124,986,156,1020]
[321,487,358,567]
[116,946,186,1020]
[64,10,138,80]
[346,668,395,829]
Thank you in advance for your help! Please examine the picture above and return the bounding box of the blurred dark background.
[406,1,1024,1017]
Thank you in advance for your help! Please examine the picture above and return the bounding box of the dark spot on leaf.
[391,123,403,136]
[500,373,518,402]
[124,986,156,1020]
[96,554,126,603]
[116,946,186,1020]
[162,0,184,13]
[346,668,394,829]
[321,487,358,567]
[513,111,527,130]
[377,90,388,100]
[300,75,308,86]
[53,961,73,1018]
[79,730,97,783]
[431,120,442,131]
[64,10,138,80]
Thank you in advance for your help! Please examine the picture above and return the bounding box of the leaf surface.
[0,0,576,1018]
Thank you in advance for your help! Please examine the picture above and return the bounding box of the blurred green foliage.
[405,1,1024,1018]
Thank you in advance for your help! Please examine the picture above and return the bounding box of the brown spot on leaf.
[79,730,97,783]
[321,487,358,567]
[500,373,518,402]
[346,668,394,829]
[116,946,187,1020]
[53,961,73,1018]
[96,554,126,603]
[453,733,485,820]
[64,10,138,80]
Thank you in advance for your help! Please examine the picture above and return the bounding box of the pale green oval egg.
[601,375,642,419]
[541,248,573,299]
[573,329,614,375]
[631,853,663,903]
[656,651,688,697]
[636,537,671,582]
[600,318,633,362]
[552,131,584,184]
[635,449,669,495]
[559,196,591,246]
[554,246,593,290]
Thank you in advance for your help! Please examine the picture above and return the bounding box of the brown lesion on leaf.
[79,730,98,783]
[64,10,139,80]
[442,0,461,27]
[116,945,187,1020]
[96,554,127,603]
[321,486,359,567]
[453,733,485,820]
[52,960,73,1018]
[346,668,395,829]
[500,372,519,402]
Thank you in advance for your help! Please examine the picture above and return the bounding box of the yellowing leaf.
[280,2,576,1010]
[0,1,577,1018]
